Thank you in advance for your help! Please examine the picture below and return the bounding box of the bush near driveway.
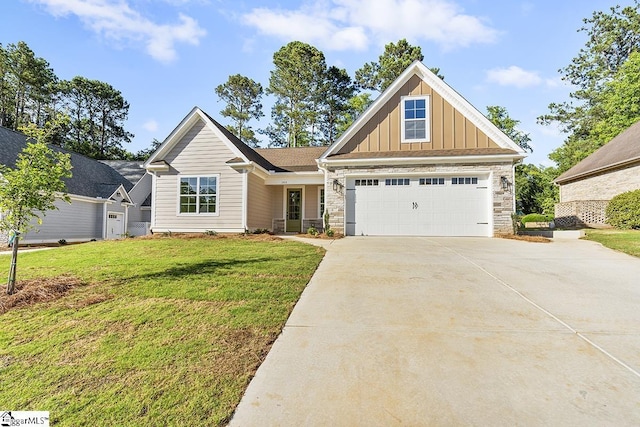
[606,189,640,229]
[0,236,325,426]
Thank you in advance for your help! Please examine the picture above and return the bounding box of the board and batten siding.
[153,119,244,232]
[22,198,103,243]
[247,173,273,230]
[338,75,500,154]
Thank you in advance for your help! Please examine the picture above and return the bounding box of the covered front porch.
[247,171,325,234]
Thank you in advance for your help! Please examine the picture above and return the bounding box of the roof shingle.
[0,126,133,198]
[555,120,640,184]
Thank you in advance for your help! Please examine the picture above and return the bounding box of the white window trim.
[401,95,431,143]
[177,174,221,216]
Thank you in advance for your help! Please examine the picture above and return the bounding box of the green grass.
[583,228,640,258]
[0,236,325,426]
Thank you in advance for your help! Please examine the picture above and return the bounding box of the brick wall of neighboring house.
[554,200,609,227]
[559,163,640,202]
[324,162,515,236]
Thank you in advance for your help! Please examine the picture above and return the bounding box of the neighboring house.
[0,126,137,243]
[145,61,526,237]
[554,120,640,227]
[100,160,152,236]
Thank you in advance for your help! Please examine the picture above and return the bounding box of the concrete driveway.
[230,237,640,426]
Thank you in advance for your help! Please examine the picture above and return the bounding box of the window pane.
[415,108,426,119]
[180,178,197,195]
[405,110,415,119]
[415,99,425,109]
[438,178,444,185]
[405,99,414,110]
[199,196,216,213]
[180,195,197,213]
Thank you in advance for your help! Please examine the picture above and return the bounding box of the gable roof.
[555,120,640,184]
[256,147,326,172]
[145,107,280,172]
[0,126,133,199]
[320,61,526,161]
[100,160,146,184]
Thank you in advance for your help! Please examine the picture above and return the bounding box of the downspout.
[317,162,330,230]
[242,166,252,232]
[102,201,107,240]
[150,171,157,232]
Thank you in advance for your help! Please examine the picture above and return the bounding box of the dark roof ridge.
[200,110,284,172]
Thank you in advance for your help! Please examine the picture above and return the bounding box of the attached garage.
[345,175,491,236]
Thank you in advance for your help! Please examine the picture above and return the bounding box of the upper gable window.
[401,95,430,143]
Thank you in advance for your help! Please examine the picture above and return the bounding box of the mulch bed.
[499,234,551,243]
[0,275,85,314]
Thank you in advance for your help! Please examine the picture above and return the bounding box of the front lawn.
[583,228,640,258]
[0,236,325,426]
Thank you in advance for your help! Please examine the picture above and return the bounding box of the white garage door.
[345,176,491,236]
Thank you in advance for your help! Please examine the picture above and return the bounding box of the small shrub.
[203,230,218,236]
[326,229,335,238]
[323,211,331,232]
[307,226,318,236]
[58,239,67,245]
[520,213,553,224]
[252,228,270,234]
[511,213,522,234]
[606,189,640,229]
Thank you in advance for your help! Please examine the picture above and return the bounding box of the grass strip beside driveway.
[584,229,640,258]
[0,236,325,426]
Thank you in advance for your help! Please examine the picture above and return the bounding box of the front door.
[286,189,302,233]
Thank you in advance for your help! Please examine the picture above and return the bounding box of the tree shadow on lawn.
[121,253,314,282]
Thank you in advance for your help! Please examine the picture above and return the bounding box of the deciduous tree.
[540,2,640,173]
[0,131,72,294]
[486,106,532,153]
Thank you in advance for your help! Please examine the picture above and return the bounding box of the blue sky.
[1,0,631,165]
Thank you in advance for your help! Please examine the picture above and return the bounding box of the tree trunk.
[7,234,19,295]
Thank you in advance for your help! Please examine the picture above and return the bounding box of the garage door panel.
[350,176,491,237]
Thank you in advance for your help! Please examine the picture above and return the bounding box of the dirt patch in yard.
[0,275,86,314]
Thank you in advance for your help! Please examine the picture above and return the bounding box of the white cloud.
[486,66,543,88]
[241,0,499,52]
[142,119,159,132]
[29,0,206,62]
[243,7,368,51]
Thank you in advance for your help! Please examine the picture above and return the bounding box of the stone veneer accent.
[324,162,515,236]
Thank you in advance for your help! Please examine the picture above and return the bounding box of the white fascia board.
[228,161,270,179]
[264,172,324,186]
[320,61,527,159]
[107,184,134,204]
[554,156,640,184]
[63,193,104,203]
[320,154,524,168]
